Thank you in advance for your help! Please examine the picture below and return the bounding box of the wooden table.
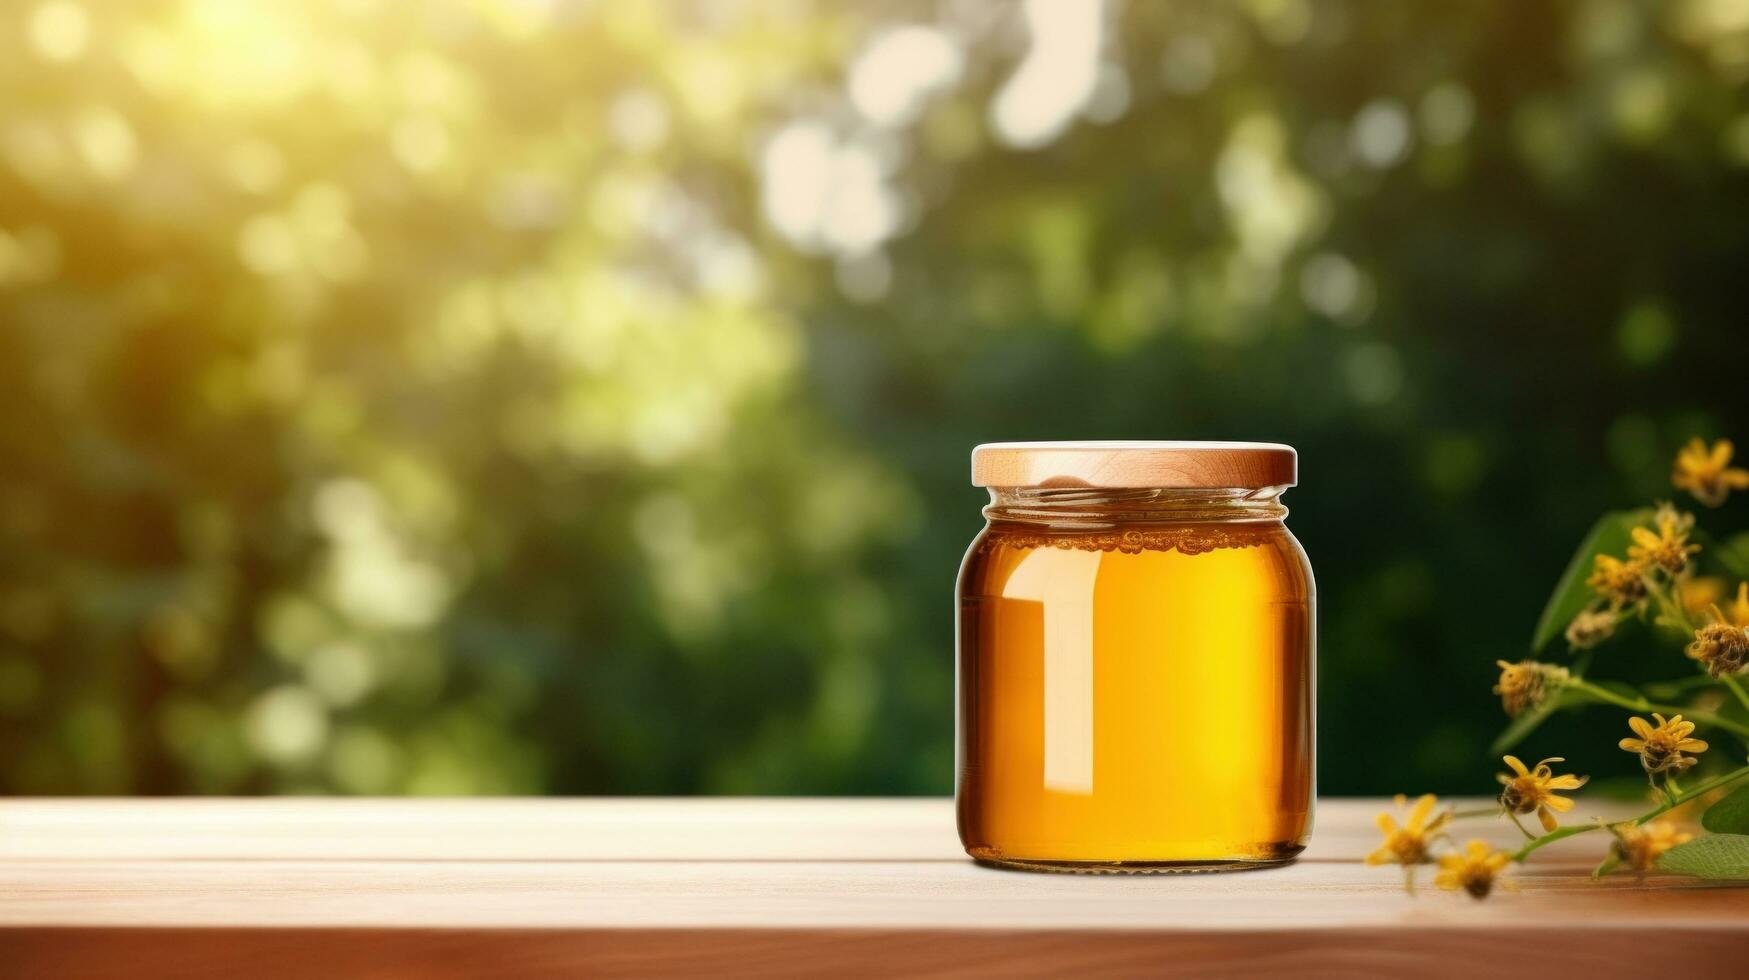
[1,798,1744,977]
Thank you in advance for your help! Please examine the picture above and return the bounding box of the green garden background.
[3,0,1748,796]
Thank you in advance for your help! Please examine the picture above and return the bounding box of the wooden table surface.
[1,798,1745,977]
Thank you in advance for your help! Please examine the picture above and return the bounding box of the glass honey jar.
[956,442,1314,873]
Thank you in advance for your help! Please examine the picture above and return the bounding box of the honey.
[956,444,1314,872]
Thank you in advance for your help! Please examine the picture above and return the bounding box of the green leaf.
[1530,509,1653,654]
[1489,689,1570,755]
[1726,532,1749,569]
[1656,833,1749,879]
[1695,528,1749,581]
[1702,783,1749,835]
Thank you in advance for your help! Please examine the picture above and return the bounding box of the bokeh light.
[2,0,1748,798]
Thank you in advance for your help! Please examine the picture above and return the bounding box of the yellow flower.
[1366,793,1452,867]
[1672,437,1749,507]
[1618,713,1708,780]
[1686,608,1749,678]
[1608,820,1693,872]
[1434,839,1512,899]
[1493,660,1569,716]
[1679,576,1726,615]
[1726,582,1749,628]
[1497,755,1587,832]
[1586,553,1648,607]
[1563,609,1616,650]
[1626,504,1699,574]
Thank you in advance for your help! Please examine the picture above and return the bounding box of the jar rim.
[970,441,1296,490]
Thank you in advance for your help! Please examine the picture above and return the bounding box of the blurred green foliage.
[2,0,1748,795]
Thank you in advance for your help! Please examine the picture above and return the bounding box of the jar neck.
[984,486,1289,526]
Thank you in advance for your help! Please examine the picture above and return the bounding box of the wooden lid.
[971,441,1297,489]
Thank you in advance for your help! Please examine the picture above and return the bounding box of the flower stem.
[1643,674,1720,697]
[1566,678,1749,740]
[1505,810,1536,840]
[1642,575,1695,634]
[1509,763,1749,863]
